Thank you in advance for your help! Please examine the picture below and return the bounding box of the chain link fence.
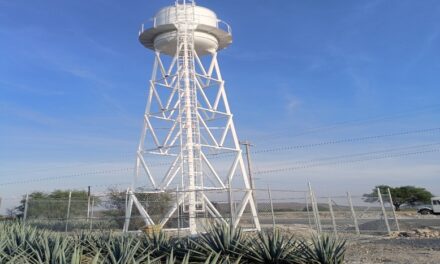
[313,192,398,236]
[0,187,432,236]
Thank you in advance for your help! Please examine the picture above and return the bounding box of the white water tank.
[139,4,232,56]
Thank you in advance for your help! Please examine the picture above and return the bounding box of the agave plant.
[1,223,30,262]
[0,221,348,264]
[142,230,173,259]
[170,236,207,262]
[70,246,101,264]
[74,231,101,257]
[203,252,242,264]
[298,235,346,264]
[104,235,151,264]
[161,250,191,264]
[25,233,74,263]
[144,230,171,249]
[0,237,21,264]
[1,222,74,263]
[2,222,38,258]
[193,223,247,261]
[245,228,300,264]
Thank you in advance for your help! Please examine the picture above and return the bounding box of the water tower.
[124,0,260,234]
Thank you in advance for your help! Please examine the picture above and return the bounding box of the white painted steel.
[347,192,360,235]
[126,1,260,235]
[377,188,391,236]
[387,188,400,232]
[138,2,232,56]
[308,183,322,234]
[155,5,217,27]
[154,31,219,57]
[328,197,338,237]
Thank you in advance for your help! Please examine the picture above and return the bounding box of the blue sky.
[1,0,440,209]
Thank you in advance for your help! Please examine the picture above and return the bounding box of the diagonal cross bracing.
[126,3,260,234]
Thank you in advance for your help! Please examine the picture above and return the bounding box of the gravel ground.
[276,223,440,264]
[345,237,440,264]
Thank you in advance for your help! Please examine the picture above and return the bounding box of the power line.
[2,143,439,187]
[253,127,440,154]
[4,104,440,177]
[0,168,134,187]
[2,127,439,185]
[4,125,439,178]
[204,126,440,159]
[251,103,440,141]
[1,154,136,177]
[254,148,440,175]
[268,142,440,166]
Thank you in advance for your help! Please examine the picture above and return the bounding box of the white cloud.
[285,95,301,113]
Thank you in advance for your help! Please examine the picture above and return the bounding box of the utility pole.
[241,141,257,207]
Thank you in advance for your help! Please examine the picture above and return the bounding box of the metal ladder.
[175,3,205,217]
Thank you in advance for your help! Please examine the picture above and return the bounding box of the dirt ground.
[275,224,440,264]
[340,214,440,263]
[345,236,440,264]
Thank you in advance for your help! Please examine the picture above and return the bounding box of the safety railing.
[139,16,232,36]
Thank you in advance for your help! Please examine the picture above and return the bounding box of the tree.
[363,185,433,211]
[103,187,174,229]
[15,190,99,219]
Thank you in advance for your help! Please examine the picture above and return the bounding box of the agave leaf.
[204,252,220,264]
[194,222,247,261]
[70,246,82,264]
[245,228,300,264]
[298,234,346,264]
[164,249,177,264]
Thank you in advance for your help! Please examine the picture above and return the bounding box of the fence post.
[328,197,338,237]
[123,190,133,232]
[87,186,91,222]
[267,187,276,231]
[23,193,29,223]
[65,191,72,233]
[89,197,95,231]
[305,192,312,229]
[123,189,128,232]
[377,188,391,235]
[347,192,360,235]
[313,192,322,234]
[176,187,180,239]
[308,182,321,234]
[387,188,400,232]
[228,178,234,229]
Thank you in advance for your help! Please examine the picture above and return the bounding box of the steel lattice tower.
[124,0,260,234]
